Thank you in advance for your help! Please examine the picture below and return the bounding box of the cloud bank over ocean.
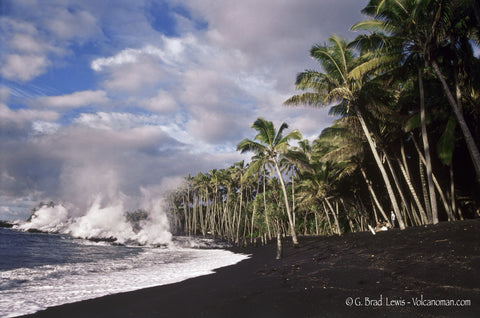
[0,0,364,220]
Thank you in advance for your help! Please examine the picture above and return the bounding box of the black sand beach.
[21,219,479,318]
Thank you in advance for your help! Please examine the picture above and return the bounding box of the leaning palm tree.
[318,117,393,226]
[352,0,480,190]
[237,118,302,246]
[351,5,439,224]
[284,35,406,229]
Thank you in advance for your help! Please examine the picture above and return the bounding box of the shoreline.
[20,219,479,318]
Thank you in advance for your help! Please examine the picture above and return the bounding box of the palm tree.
[284,35,407,229]
[350,1,439,223]
[237,118,302,246]
[318,117,395,226]
[352,0,480,191]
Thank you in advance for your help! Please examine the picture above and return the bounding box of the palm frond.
[282,151,315,174]
[283,93,328,107]
[252,118,275,146]
[243,159,264,177]
[350,20,396,33]
[236,138,268,154]
[326,87,353,101]
[328,100,350,117]
[348,54,397,80]
[338,162,358,179]
[274,122,289,146]
[277,129,302,147]
[330,34,349,76]
[310,43,347,84]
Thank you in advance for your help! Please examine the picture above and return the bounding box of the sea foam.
[0,236,249,318]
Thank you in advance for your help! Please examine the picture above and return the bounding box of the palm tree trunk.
[273,158,299,246]
[360,166,390,224]
[371,198,379,224]
[354,104,405,229]
[250,202,256,244]
[384,153,412,226]
[210,184,217,237]
[400,142,422,226]
[449,163,460,220]
[418,155,432,223]
[242,198,249,247]
[263,169,272,240]
[199,194,205,236]
[235,180,243,245]
[419,67,439,224]
[324,198,341,235]
[340,198,354,232]
[396,157,427,225]
[193,197,197,235]
[431,60,480,183]
[291,174,296,228]
[251,178,261,244]
[322,202,334,235]
[411,134,455,222]
[182,197,189,235]
[185,185,191,235]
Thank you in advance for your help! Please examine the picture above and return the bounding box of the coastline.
[20,219,479,318]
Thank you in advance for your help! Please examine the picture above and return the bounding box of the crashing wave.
[14,198,172,246]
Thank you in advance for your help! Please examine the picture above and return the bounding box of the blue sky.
[0,0,366,220]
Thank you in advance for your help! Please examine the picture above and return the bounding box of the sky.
[0,0,367,220]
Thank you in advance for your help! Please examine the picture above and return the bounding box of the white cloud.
[141,90,179,113]
[45,7,99,41]
[91,47,146,71]
[90,35,204,94]
[102,62,167,93]
[0,1,103,82]
[0,103,59,123]
[186,110,248,145]
[36,90,108,109]
[9,33,46,53]
[32,121,61,135]
[1,54,49,81]
[91,36,197,71]
[176,0,364,91]
[73,112,164,131]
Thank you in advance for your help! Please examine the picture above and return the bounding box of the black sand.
[20,219,480,318]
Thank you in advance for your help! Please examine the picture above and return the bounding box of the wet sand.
[21,219,479,318]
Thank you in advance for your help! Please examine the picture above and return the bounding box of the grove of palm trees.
[166,0,480,250]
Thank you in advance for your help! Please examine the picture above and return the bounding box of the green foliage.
[404,113,432,132]
[437,116,457,166]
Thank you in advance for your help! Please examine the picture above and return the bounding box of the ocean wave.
[0,241,249,318]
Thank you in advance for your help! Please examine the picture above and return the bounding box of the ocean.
[0,227,249,318]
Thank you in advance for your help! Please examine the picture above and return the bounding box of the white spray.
[16,193,172,246]
[17,204,70,233]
